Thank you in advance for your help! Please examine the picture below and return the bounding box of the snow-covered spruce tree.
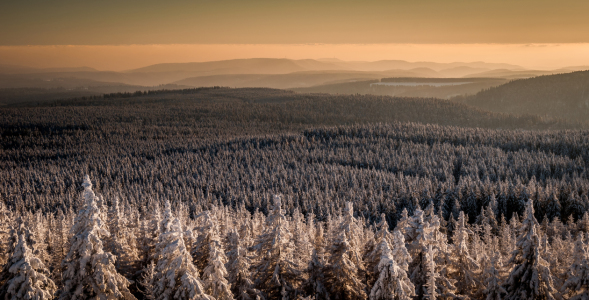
[252,195,301,299]
[405,208,458,300]
[324,231,366,300]
[365,214,393,289]
[405,208,431,299]
[0,200,14,266]
[7,216,38,260]
[424,245,438,300]
[578,212,589,235]
[449,211,480,297]
[291,208,312,273]
[0,234,57,299]
[60,175,135,300]
[338,202,366,277]
[391,230,412,276]
[498,214,515,259]
[227,229,260,300]
[192,212,215,273]
[395,208,411,242]
[475,199,498,236]
[200,213,233,300]
[369,239,415,300]
[152,214,213,300]
[49,210,71,287]
[138,261,156,300]
[481,253,506,300]
[302,223,329,300]
[138,201,162,268]
[502,200,558,300]
[107,196,139,278]
[561,233,589,300]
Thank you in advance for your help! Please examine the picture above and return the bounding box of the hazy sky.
[2,0,589,69]
[3,0,589,45]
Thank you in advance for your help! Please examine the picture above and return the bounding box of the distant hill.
[0,59,558,90]
[464,69,557,79]
[439,66,490,77]
[457,70,589,122]
[128,58,522,74]
[126,58,347,75]
[173,71,417,89]
[323,60,522,72]
[292,78,507,99]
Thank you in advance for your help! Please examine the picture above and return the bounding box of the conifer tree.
[192,212,214,273]
[49,210,71,287]
[396,209,411,242]
[0,200,13,266]
[107,196,139,278]
[302,223,329,300]
[369,239,415,300]
[503,200,557,300]
[406,208,457,300]
[450,211,480,297]
[200,213,234,300]
[365,215,393,289]
[60,175,135,300]
[253,195,301,299]
[0,234,57,299]
[338,202,366,274]
[138,261,156,300]
[291,208,312,270]
[578,212,589,235]
[424,245,438,300]
[391,230,412,275]
[481,253,506,300]
[561,233,589,300]
[152,214,212,300]
[139,202,162,266]
[227,229,260,300]
[324,231,367,300]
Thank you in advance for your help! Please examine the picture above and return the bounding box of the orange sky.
[1,44,589,71]
[3,0,589,45]
[2,0,589,70]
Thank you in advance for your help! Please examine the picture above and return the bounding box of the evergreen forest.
[1,88,588,299]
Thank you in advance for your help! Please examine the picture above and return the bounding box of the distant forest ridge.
[1,87,582,130]
[456,70,589,123]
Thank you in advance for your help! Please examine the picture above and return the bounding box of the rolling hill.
[291,78,507,99]
[0,59,526,88]
[457,70,589,122]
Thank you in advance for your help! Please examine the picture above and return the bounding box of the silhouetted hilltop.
[126,58,346,75]
[457,70,589,122]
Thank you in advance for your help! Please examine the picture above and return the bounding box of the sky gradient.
[2,0,589,45]
[2,0,589,70]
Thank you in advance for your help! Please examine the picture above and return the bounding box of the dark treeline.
[102,86,226,99]
[291,79,506,100]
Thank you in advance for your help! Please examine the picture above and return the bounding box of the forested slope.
[291,78,507,99]
[1,87,589,299]
[0,88,587,221]
[457,70,589,122]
